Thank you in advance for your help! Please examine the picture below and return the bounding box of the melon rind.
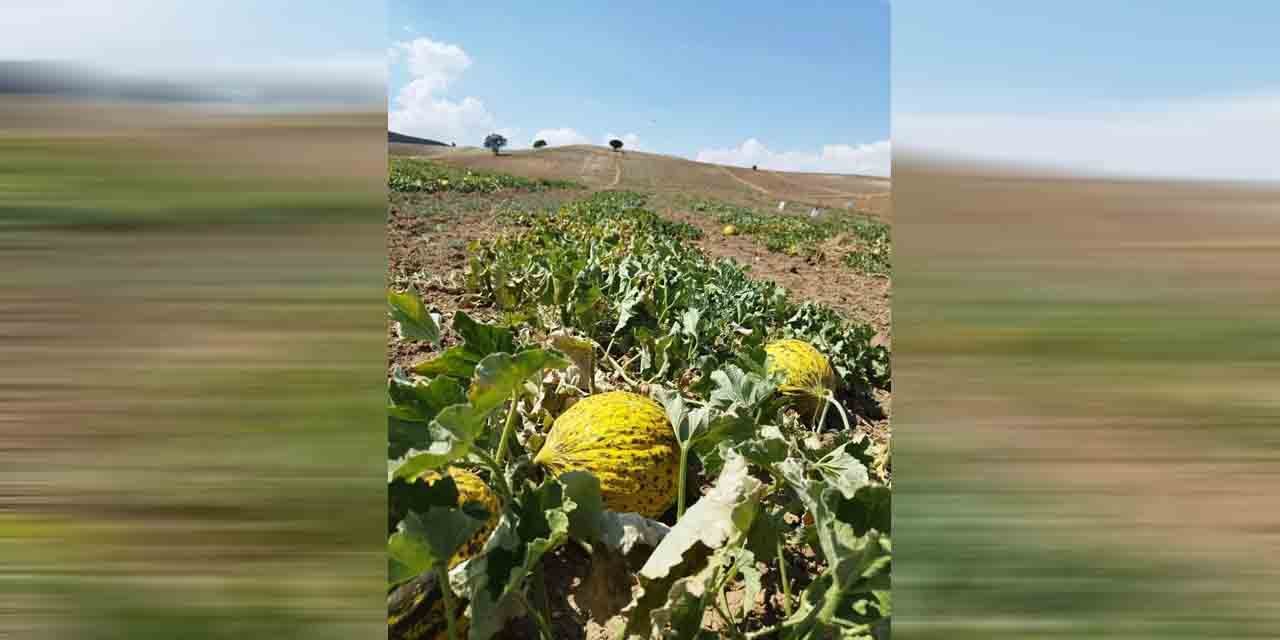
[534,391,679,518]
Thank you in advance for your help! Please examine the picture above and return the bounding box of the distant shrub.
[483,133,508,155]
[532,139,547,149]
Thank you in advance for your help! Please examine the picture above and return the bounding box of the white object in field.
[809,207,820,218]
[778,201,787,211]
[846,200,853,209]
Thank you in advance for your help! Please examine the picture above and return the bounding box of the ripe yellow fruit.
[722,224,738,236]
[534,391,678,517]
[414,467,500,569]
[765,339,837,413]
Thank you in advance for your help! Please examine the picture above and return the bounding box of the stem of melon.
[776,539,793,617]
[437,564,460,640]
[494,391,520,466]
[676,446,690,519]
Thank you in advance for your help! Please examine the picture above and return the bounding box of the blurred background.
[0,2,386,638]
[893,1,1280,637]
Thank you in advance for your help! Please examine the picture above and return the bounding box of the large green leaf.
[388,287,441,345]
[387,506,486,587]
[411,345,481,379]
[388,374,466,457]
[454,310,516,357]
[467,348,569,414]
[557,470,604,544]
[411,311,517,379]
[388,403,490,480]
[387,472,459,535]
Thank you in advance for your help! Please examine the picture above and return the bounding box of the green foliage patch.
[687,198,891,276]
[389,158,581,194]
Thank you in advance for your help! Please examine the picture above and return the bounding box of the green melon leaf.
[388,287,441,345]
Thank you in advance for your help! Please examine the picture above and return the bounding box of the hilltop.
[388,130,448,147]
[389,142,891,218]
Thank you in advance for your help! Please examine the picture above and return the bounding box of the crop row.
[688,197,891,276]
[390,158,581,194]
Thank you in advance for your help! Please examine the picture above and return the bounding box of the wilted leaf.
[574,545,634,623]
[550,332,596,392]
[645,559,720,640]
[640,453,764,581]
[599,511,670,556]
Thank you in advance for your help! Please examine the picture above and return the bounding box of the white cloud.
[896,93,1280,181]
[532,128,593,146]
[604,132,643,151]
[696,139,891,176]
[388,36,502,146]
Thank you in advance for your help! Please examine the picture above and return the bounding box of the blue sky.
[893,1,1280,181]
[388,1,891,175]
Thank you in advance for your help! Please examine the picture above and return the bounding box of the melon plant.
[534,391,679,518]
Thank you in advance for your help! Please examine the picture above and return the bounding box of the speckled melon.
[533,391,678,517]
[414,467,500,569]
[765,339,837,413]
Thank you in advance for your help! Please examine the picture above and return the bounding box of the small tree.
[532,139,547,149]
[609,139,623,152]
[483,133,508,155]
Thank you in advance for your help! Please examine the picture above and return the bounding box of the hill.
[389,143,891,218]
[388,130,448,146]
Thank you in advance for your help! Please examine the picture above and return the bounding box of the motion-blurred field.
[0,100,386,638]
[894,158,1280,637]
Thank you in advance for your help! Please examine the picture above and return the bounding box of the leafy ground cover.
[686,198,891,277]
[390,158,581,194]
[388,185,891,639]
